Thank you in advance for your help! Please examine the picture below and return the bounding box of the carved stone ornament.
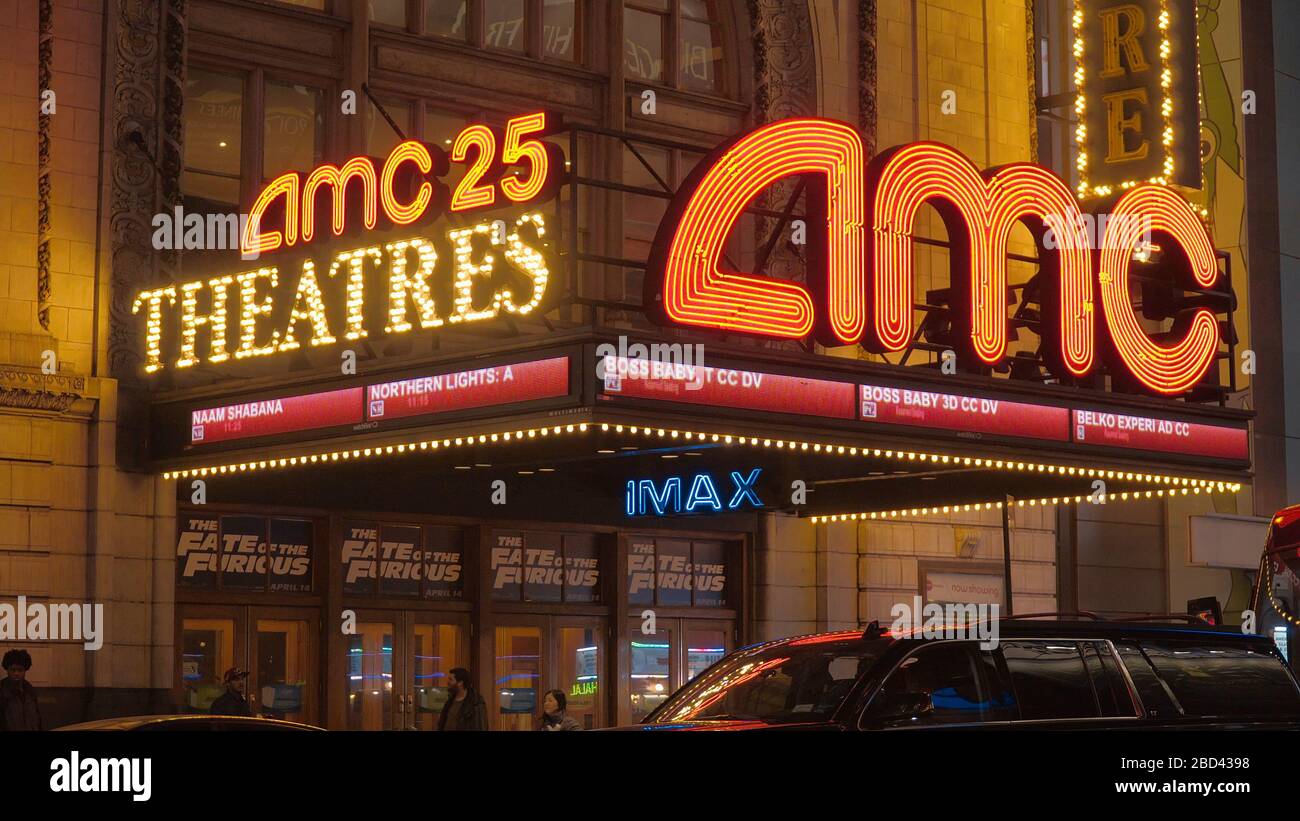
[108,0,187,381]
[0,367,89,414]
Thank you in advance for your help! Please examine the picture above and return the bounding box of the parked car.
[622,616,1300,730]
[54,715,323,731]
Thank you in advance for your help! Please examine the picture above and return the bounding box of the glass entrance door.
[346,617,395,730]
[490,616,608,730]
[178,604,320,725]
[407,616,469,730]
[626,617,733,722]
[180,612,241,714]
[344,611,469,730]
[251,611,318,724]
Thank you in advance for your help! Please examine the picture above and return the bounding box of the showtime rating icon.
[369,399,385,418]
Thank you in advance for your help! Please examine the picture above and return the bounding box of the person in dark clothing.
[0,649,42,731]
[437,667,488,731]
[537,689,581,731]
[209,667,253,717]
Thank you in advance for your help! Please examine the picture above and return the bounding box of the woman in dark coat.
[537,689,581,731]
[0,649,43,731]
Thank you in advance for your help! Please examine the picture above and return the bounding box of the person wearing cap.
[0,649,42,731]
[210,667,253,717]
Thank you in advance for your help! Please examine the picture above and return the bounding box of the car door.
[858,641,1010,730]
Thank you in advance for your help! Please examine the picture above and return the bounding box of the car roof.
[54,714,324,731]
[745,618,1272,652]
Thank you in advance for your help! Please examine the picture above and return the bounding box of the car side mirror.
[875,690,935,721]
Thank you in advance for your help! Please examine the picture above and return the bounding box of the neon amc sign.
[131,113,562,373]
[646,118,1224,396]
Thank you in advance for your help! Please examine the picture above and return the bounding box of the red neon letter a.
[646,118,865,343]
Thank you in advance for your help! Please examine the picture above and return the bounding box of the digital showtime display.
[188,356,570,445]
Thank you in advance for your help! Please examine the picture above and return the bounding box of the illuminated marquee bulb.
[327,246,381,340]
[131,287,176,373]
[278,257,336,352]
[500,213,550,315]
[303,157,379,243]
[449,223,498,323]
[233,267,280,359]
[177,276,234,367]
[385,237,443,333]
[648,118,865,342]
[1097,185,1219,394]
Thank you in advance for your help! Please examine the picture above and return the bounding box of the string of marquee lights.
[159,421,1242,499]
[808,482,1240,525]
[1073,0,1178,199]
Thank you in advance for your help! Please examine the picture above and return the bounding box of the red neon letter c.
[1098,185,1220,395]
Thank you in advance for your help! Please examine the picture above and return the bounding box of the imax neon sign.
[647,118,1224,396]
[626,468,763,516]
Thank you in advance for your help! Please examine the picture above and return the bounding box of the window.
[494,625,542,730]
[542,0,578,61]
[864,643,991,728]
[183,68,243,207]
[653,635,885,724]
[490,530,602,603]
[426,1,468,38]
[1000,641,1098,720]
[1033,0,1077,183]
[484,0,527,52]
[1138,641,1300,719]
[339,521,466,599]
[181,618,235,713]
[627,537,728,608]
[1080,641,1137,717]
[1114,641,1181,718]
[625,0,727,95]
[370,0,406,26]
[184,70,332,213]
[365,97,411,159]
[263,81,323,179]
[420,0,579,62]
[557,626,602,729]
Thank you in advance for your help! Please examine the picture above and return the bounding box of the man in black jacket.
[0,649,42,731]
[437,667,488,731]
[210,667,253,717]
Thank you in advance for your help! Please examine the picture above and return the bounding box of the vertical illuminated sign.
[1074,0,1200,197]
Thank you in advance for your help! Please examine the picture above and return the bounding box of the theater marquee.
[132,113,563,374]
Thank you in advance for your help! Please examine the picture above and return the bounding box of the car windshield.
[646,634,890,724]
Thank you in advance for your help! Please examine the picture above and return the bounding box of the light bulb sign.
[131,113,563,374]
[626,468,764,517]
[646,117,1225,397]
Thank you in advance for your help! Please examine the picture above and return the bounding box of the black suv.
[629,617,1300,730]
